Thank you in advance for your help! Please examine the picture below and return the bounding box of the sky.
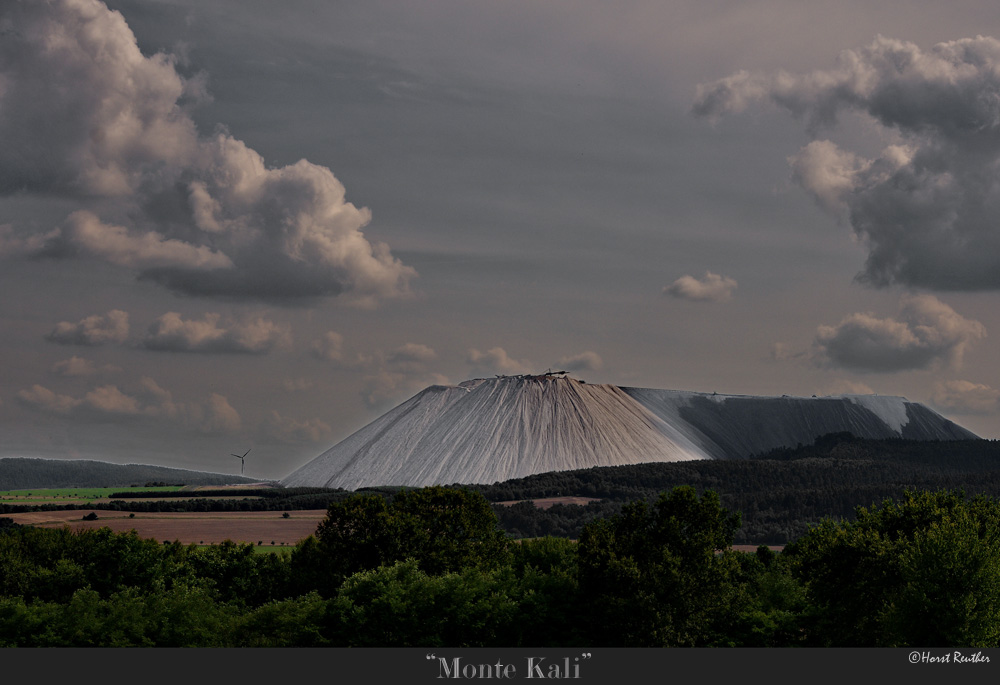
[4,0,1000,481]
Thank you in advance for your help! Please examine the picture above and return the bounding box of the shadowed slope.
[283,376,979,490]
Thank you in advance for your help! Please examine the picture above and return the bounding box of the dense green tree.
[724,547,807,647]
[293,486,511,596]
[328,560,519,647]
[507,537,584,646]
[577,486,743,646]
[186,540,291,607]
[786,489,1000,647]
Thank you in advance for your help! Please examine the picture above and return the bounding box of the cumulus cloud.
[931,380,1000,414]
[770,342,809,362]
[46,310,130,346]
[664,271,738,302]
[812,294,986,372]
[197,393,243,434]
[0,0,414,304]
[310,331,345,362]
[141,312,290,354]
[386,343,437,372]
[555,351,603,372]
[694,35,1000,290]
[50,356,119,377]
[356,342,447,407]
[17,376,241,433]
[17,385,81,414]
[466,347,533,375]
[43,210,233,271]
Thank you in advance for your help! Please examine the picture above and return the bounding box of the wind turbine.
[231,448,251,476]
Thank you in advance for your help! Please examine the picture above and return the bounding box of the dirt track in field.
[5,509,327,545]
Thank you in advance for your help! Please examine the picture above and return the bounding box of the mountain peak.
[282,379,978,490]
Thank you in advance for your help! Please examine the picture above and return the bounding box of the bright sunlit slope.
[282,375,979,490]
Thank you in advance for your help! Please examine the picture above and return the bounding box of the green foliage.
[235,592,332,647]
[786,489,1000,647]
[507,537,584,646]
[577,486,744,646]
[295,486,510,596]
[1,481,999,647]
[329,560,519,647]
[473,436,1000,543]
[186,540,291,607]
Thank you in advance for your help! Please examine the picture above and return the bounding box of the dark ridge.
[0,457,260,490]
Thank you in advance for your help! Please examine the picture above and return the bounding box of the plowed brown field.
[6,509,327,546]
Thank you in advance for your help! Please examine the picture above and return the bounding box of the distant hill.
[468,434,1000,544]
[283,374,978,489]
[0,457,261,490]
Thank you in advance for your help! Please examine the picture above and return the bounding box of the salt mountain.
[281,374,978,490]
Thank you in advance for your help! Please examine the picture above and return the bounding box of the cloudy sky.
[4,0,1000,480]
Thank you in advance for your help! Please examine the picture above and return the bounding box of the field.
[0,486,186,504]
[5,508,327,547]
[1,486,325,547]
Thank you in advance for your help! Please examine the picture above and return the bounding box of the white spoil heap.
[281,374,978,490]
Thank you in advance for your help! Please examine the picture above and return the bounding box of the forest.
[10,433,996,544]
[2,481,1000,647]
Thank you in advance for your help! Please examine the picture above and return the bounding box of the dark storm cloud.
[694,35,1000,291]
[812,294,986,372]
[0,0,415,304]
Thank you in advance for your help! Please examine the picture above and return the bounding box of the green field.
[0,485,185,503]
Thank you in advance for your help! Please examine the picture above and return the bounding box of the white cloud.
[555,351,603,372]
[50,356,119,377]
[354,342,447,408]
[771,342,809,362]
[47,210,233,271]
[310,331,345,362]
[46,310,130,346]
[17,376,241,433]
[931,380,1000,415]
[812,294,986,372]
[141,312,290,354]
[694,35,1000,290]
[386,342,437,372]
[17,385,81,414]
[0,0,414,304]
[664,271,737,302]
[466,347,533,375]
[198,393,243,434]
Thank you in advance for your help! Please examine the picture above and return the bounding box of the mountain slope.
[282,375,979,490]
[0,458,260,490]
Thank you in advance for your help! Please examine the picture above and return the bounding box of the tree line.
[6,435,1000,544]
[1,483,999,647]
